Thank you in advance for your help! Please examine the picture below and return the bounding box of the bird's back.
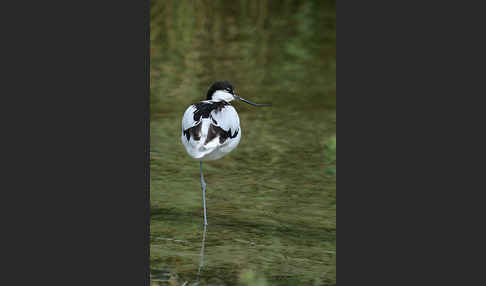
[181,100,241,161]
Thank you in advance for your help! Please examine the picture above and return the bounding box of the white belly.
[181,101,241,161]
[181,118,241,161]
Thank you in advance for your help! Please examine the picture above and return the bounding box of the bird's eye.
[225,88,232,91]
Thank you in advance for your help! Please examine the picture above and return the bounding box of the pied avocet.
[181,81,271,226]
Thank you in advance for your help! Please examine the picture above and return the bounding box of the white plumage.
[181,100,241,161]
[180,81,270,226]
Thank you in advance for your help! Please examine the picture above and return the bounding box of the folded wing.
[181,102,240,159]
[205,105,240,147]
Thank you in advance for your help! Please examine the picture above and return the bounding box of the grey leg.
[200,161,208,226]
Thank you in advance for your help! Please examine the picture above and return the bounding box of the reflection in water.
[149,225,208,286]
[150,0,336,284]
[196,224,207,284]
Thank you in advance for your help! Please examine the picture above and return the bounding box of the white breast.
[181,101,241,161]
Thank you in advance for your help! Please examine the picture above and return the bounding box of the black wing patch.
[183,121,202,142]
[204,124,239,145]
[184,101,237,143]
[193,101,230,121]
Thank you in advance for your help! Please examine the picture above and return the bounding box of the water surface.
[150,1,336,285]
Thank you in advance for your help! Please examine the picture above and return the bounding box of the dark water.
[150,0,336,285]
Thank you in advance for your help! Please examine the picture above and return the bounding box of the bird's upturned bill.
[234,95,272,107]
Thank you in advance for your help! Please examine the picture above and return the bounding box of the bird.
[181,81,271,226]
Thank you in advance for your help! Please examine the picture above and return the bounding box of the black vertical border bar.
[144,0,151,284]
[3,0,152,285]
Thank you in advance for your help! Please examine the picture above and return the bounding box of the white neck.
[212,90,235,102]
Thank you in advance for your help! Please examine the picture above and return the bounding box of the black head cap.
[206,81,235,100]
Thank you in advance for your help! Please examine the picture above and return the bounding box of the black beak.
[234,94,272,107]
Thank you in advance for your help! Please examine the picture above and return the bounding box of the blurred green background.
[150,0,335,285]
